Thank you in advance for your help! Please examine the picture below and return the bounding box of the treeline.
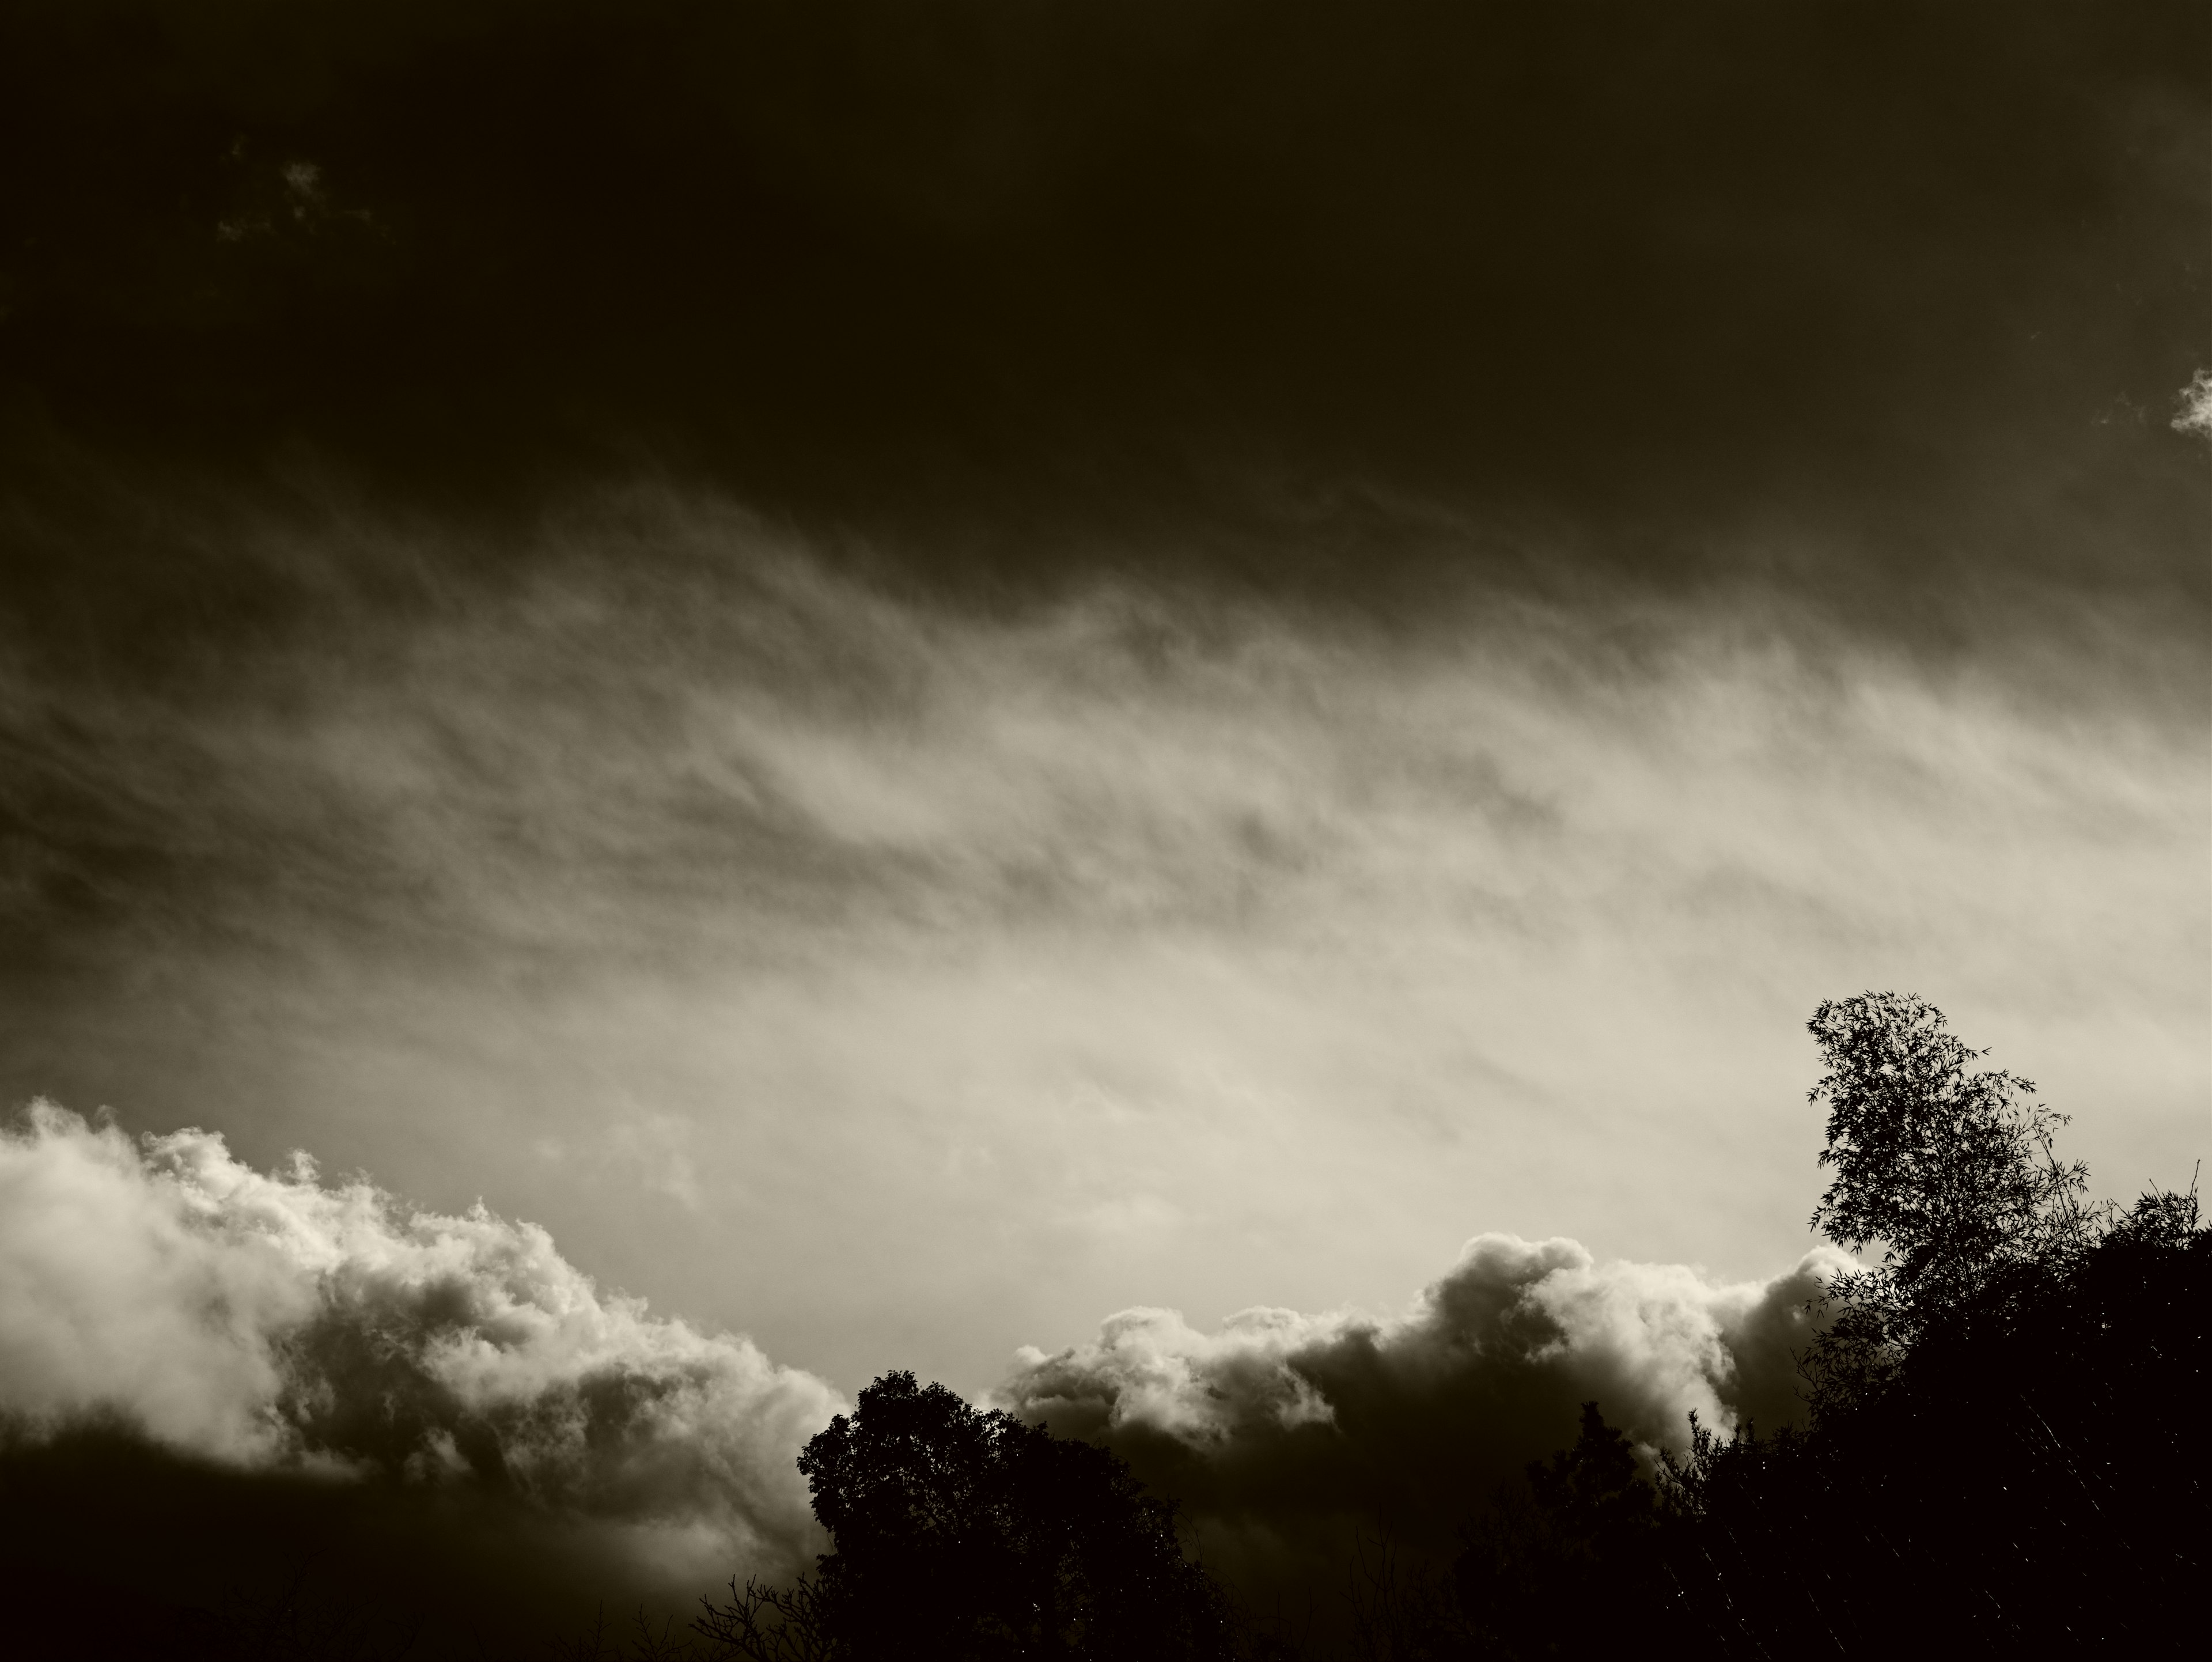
[1650,994,2207,1654]
[665,994,2204,1660]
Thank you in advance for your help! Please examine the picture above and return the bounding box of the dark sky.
[5,1,2204,609]
[1,2,2206,1648]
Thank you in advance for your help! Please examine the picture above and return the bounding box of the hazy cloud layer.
[3,10,2204,1404]
[2,494,2203,1395]
[0,1102,839,1596]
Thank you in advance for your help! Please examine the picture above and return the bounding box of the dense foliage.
[1659,1192,2206,1654]
[1450,1402,1666,1659]
[700,1372,1233,1662]
[1649,995,2207,1655]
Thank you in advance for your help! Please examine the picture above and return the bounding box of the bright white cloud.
[0,1102,840,1579]
[1,1092,1861,1623]
[1005,1229,1845,1463]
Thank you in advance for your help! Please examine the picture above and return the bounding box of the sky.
[1,0,2207,1646]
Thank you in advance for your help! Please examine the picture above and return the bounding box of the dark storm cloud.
[1,0,2205,628]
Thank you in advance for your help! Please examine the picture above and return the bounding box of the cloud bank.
[5,1092,1855,1639]
[0,1102,839,1640]
[1003,1233,1846,1602]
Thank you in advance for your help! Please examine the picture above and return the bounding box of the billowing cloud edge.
[1001,1230,1851,1546]
[0,1101,842,1581]
[3,1096,1856,1611]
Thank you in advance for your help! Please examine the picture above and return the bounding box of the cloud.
[2173,369,2212,444]
[0,1091,1853,1642]
[0,1101,840,1640]
[1,490,2201,1402]
[1000,1232,1847,1610]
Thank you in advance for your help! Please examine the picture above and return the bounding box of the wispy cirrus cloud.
[2,490,2203,1396]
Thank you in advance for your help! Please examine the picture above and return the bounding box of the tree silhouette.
[1452,1403,1663,1661]
[784,1371,1232,1661]
[691,1576,836,1662]
[1649,994,2209,1652]
[1799,991,2100,1418]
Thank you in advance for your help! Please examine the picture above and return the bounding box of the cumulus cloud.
[0,1101,840,1627]
[1,1089,1859,1636]
[1001,1232,1847,1602]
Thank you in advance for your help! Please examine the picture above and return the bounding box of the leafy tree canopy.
[1646,994,2211,1652]
[787,1371,1230,1662]
[1804,992,2096,1371]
